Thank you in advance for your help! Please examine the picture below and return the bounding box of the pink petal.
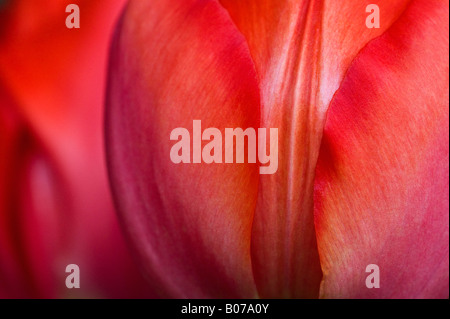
[314,0,449,298]
[106,0,261,298]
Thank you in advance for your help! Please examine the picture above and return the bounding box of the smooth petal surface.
[0,82,58,298]
[218,0,411,297]
[314,0,449,298]
[106,0,260,298]
[0,0,152,297]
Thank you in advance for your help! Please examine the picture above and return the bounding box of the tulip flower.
[106,0,449,298]
[0,0,153,298]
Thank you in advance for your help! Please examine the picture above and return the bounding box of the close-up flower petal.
[314,0,449,298]
[0,0,448,302]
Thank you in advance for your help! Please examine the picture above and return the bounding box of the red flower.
[106,0,449,298]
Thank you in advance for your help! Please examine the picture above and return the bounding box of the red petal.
[106,0,261,297]
[218,0,410,297]
[314,0,449,298]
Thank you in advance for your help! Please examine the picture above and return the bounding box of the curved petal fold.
[314,0,449,298]
[106,0,261,298]
[218,0,411,297]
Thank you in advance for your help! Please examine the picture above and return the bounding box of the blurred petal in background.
[0,0,153,298]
